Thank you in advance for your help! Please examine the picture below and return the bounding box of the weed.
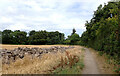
[50,51,84,74]
[81,48,85,51]
[98,51,104,56]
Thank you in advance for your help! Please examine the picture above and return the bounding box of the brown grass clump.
[46,50,81,73]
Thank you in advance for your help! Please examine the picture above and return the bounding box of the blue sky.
[0,0,111,37]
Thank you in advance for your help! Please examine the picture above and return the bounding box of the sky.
[0,0,111,37]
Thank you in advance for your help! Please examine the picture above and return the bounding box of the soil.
[82,48,100,74]
[82,48,117,74]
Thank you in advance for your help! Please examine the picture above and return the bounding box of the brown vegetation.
[88,48,117,74]
[1,44,68,50]
[2,45,83,74]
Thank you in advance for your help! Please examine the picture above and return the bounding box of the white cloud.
[5,23,31,31]
[0,0,111,36]
[7,6,17,13]
[0,17,13,23]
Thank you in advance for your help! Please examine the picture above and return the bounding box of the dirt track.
[82,48,100,74]
[82,48,117,74]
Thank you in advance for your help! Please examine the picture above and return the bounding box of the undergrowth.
[98,51,120,73]
[46,51,84,74]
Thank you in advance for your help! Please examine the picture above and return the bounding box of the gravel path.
[82,48,100,74]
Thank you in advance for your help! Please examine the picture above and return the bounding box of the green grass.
[52,57,84,74]
[98,51,104,56]
[81,48,85,51]
[98,51,120,73]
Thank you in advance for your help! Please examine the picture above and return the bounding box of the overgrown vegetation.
[80,1,120,73]
[50,51,84,74]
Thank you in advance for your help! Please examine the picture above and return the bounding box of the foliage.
[52,51,84,74]
[80,1,120,73]
[2,30,65,45]
[72,28,76,35]
[2,30,13,44]
[64,28,80,45]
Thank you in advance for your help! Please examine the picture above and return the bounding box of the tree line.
[1,30,64,45]
[0,29,81,45]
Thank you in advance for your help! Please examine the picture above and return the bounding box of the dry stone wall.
[0,46,74,64]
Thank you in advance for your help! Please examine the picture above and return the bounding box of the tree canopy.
[80,2,120,63]
[1,30,65,45]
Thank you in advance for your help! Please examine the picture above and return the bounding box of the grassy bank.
[98,51,120,73]
[51,48,85,74]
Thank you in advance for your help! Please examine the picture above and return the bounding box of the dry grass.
[2,46,83,74]
[49,51,80,73]
[0,44,69,50]
[89,48,117,74]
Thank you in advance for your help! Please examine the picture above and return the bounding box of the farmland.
[1,45,84,74]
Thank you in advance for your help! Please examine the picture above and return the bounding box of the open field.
[1,44,118,74]
[1,45,84,74]
[0,44,70,50]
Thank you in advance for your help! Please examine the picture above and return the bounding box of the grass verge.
[51,50,84,74]
[97,50,120,74]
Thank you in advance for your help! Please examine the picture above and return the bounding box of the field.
[1,44,118,74]
[1,44,84,74]
[1,44,69,50]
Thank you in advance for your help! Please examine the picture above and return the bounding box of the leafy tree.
[2,29,13,44]
[64,29,80,45]
[80,2,120,63]
[12,30,27,44]
[72,28,76,35]
[29,30,36,36]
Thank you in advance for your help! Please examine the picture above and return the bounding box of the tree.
[12,30,27,44]
[70,33,80,45]
[2,29,13,44]
[64,29,80,45]
[1,29,65,45]
[80,2,120,62]
[29,30,35,36]
[72,28,76,35]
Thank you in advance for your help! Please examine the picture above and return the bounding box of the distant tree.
[12,30,27,44]
[1,29,65,45]
[48,31,64,44]
[64,29,80,45]
[72,28,76,35]
[2,29,13,44]
[29,30,35,36]
[70,33,80,45]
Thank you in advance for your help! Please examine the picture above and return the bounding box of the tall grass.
[2,46,84,74]
[50,51,84,74]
